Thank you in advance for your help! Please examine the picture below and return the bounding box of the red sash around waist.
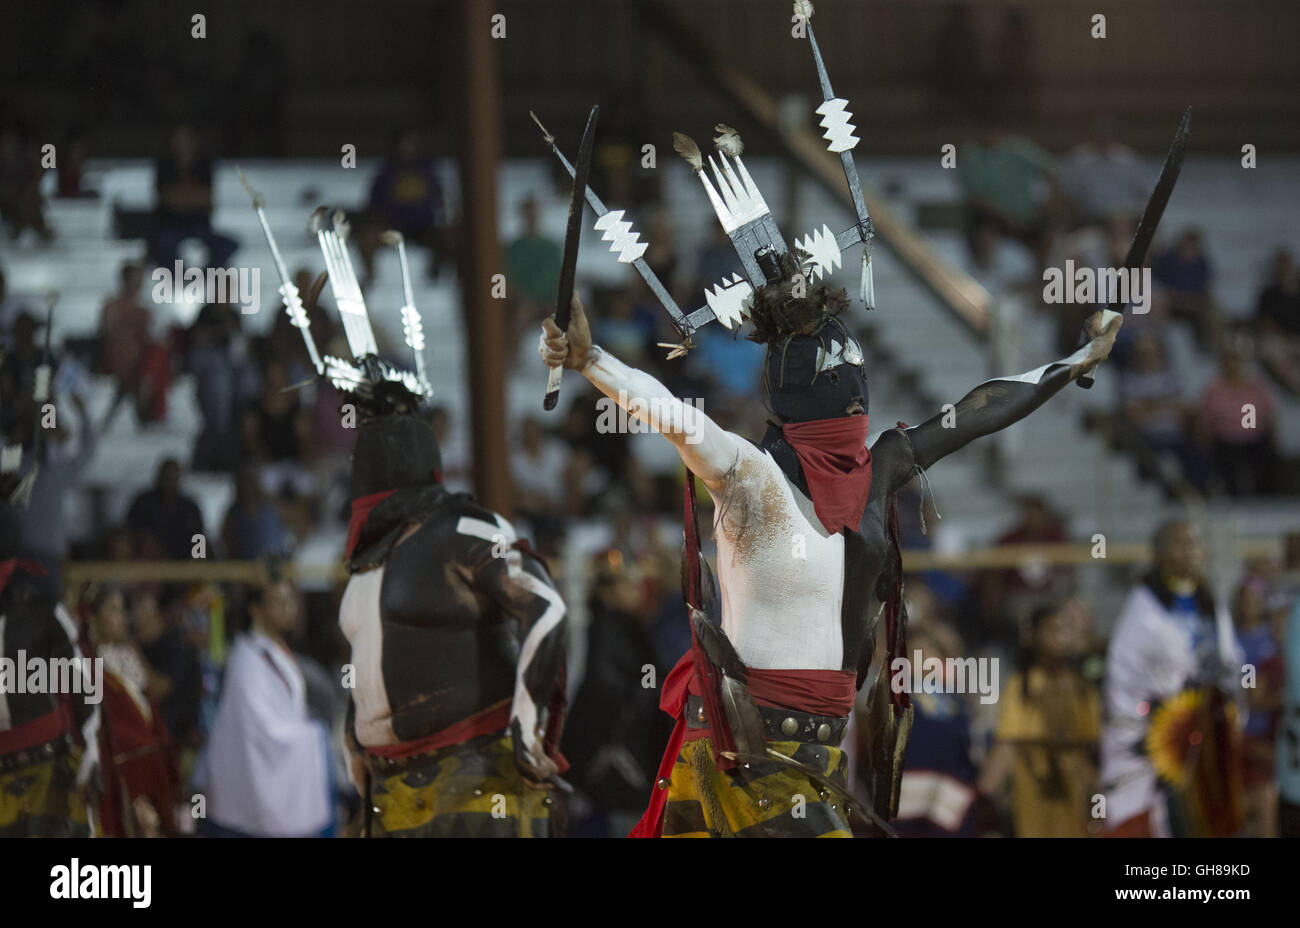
[629,649,856,838]
[364,700,513,760]
[0,706,73,756]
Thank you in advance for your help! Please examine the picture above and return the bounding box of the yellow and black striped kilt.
[0,741,90,838]
[367,732,556,837]
[661,737,852,838]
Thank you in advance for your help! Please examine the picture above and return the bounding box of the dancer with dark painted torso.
[339,388,569,837]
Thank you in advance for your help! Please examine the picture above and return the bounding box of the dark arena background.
[1,0,1297,907]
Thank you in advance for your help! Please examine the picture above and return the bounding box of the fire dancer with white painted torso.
[533,0,1186,837]
[541,278,1121,836]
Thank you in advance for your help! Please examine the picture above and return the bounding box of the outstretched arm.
[879,310,1123,493]
[540,296,752,496]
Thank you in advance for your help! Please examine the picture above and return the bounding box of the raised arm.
[878,310,1122,493]
[540,295,752,495]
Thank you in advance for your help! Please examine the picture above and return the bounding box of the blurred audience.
[1255,248,1300,395]
[86,585,183,838]
[1197,341,1279,496]
[200,574,335,838]
[127,458,207,560]
[1118,331,1207,492]
[99,262,170,424]
[149,125,237,270]
[357,128,447,284]
[1060,117,1151,230]
[1152,228,1220,351]
[981,598,1100,837]
[956,127,1059,271]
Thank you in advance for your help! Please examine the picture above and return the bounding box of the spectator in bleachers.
[1233,572,1283,837]
[0,267,33,350]
[0,310,42,434]
[132,587,203,752]
[981,598,1100,837]
[126,457,207,560]
[974,495,1074,643]
[356,128,447,284]
[239,357,302,472]
[890,612,989,837]
[592,287,656,367]
[1119,331,1207,492]
[149,125,237,271]
[510,415,568,551]
[0,116,54,243]
[1197,341,1280,497]
[1255,248,1300,395]
[17,392,100,590]
[85,585,182,838]
[955,127,1059,271]
[504,196,562,350]
[99,262,170,424]
[562,552,675,837]
[694,223,743,296]
[590,90,658,210]
[1059,117,1151,231]
[429,405,472,494]
[1152,228,1220,351]
[221,467,291,561]
[187,301,258,472]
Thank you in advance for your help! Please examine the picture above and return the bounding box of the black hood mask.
[348,381,442,500]
[763,323,869,423]
[745,252,869,423]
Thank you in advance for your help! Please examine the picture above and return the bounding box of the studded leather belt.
[685,695,849,746]
[0,731,73,774]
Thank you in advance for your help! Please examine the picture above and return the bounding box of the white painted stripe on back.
[456,515,516,545]
[509,571,566,737]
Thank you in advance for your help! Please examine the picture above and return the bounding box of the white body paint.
[580,348,847,671]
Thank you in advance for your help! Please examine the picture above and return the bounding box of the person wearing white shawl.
[202,577,333,837]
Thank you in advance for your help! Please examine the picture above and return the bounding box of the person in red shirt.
[1197,342,1279,496]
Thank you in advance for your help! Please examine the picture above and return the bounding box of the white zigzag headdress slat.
[697,152,771,233]
[815,98,859,153]
[795,224,842,280]
[704,273,753,329]
[400,304,425,352]
[593,210,648,264]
